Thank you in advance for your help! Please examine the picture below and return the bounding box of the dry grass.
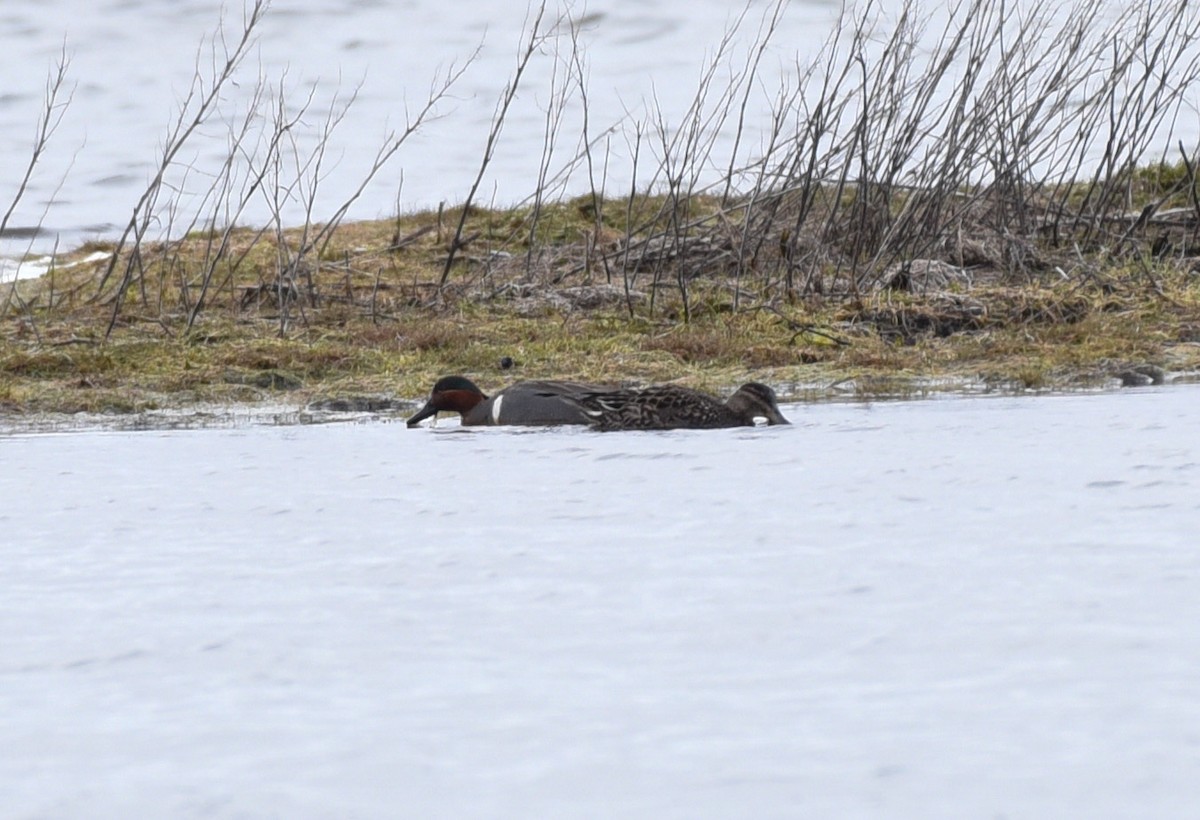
[3,222,1198,415]
[5,0,1200,415]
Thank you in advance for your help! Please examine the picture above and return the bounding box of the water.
[4,387,1200,816]
[3,0,1183,268]
[0,0,838,259]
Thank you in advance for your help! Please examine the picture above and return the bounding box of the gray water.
[4,387,1199,817]
[0,0,837,258]
[1,0,1169,267]
[4,2,1200,814]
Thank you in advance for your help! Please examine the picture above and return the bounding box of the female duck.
[573,382,790,430]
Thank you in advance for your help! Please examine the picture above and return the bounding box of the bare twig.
[440,2,552,290]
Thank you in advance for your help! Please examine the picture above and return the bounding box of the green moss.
[1134,159,1198,205]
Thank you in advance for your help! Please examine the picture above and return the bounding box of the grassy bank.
[3,0,1200,417]
[2,196,1199,417]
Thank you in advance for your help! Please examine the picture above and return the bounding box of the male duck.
[406,375,610,427]
[573,382,790,430]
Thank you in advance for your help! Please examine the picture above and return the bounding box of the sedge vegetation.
[3,0,1200,416]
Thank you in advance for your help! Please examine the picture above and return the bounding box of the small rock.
[1115,369,1153,387]
[1114,364,1165,387]
[1131,364,1167,384]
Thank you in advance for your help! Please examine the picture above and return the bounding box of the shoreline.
[4,0,1200,423]
[2,369,1197,436]
[4,193,1200,423]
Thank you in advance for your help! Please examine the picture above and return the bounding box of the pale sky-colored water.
[0,0,838,255]
[5,0,1191,263]
[5,5,1200,813]
[3,386,1200,815]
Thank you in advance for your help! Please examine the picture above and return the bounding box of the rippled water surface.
[4,387,1200,816]
[0,0,837,255]
[2,0,1164,264]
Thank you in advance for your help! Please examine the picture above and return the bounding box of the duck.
[407,376,791,430]
[573,382,790,430]
[405,375,612,427]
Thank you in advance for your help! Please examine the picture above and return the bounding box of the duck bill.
[406,401,439,428]
[763,407,791,426]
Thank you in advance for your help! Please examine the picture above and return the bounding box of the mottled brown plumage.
[576,382,790,430]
